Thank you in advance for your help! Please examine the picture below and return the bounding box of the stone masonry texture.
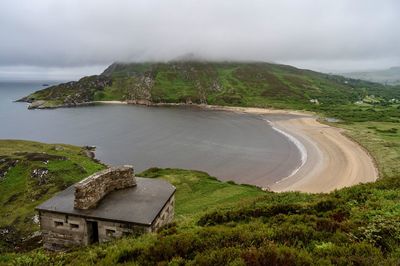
[74,165,136,209]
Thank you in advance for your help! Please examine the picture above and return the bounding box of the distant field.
[342,67,400,85]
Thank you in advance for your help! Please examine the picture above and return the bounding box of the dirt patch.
[0,225,42,252]
[14,152,67,162]
[0,157,19,179]
[4,192,22,204]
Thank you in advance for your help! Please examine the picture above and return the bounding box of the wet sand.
[215,106,379,193]
[269,116,378,192]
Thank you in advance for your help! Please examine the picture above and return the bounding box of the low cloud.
[1,0,399,78]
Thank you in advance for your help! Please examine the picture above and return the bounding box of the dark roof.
[36,177,176,226]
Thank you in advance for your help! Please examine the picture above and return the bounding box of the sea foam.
[263,119,308,183]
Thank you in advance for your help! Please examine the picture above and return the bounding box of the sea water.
[0,81,302,187]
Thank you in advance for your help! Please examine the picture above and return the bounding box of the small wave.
[263,119,308,183]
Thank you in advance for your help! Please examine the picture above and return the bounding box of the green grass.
[0,140,105,253]
[340,122,400,178]
[3,165,400,265]
[316,104,400,123]
[140,168,265,226]
[93,86,124,101]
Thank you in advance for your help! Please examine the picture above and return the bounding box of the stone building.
[36,165,176,250]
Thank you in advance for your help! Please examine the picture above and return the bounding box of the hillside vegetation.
[0,140,105,253]
[20,62,400,122]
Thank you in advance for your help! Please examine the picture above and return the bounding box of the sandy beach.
[216,106,379,193]
[93,100,128,105]
[90,101,379,193]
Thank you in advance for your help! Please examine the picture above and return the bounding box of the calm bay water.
[0,81,302,186]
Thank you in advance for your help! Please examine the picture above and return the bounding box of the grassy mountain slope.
[0,140,105,253]
[20,62,400,122]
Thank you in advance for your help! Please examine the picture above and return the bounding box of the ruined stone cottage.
[36,165,176,250]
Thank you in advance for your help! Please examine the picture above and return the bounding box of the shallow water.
[0,81,302,186]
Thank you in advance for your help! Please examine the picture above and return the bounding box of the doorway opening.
[87,221,99,244]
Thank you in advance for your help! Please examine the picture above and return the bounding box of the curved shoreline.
[194,105,379,193]
[264,119,308,184]
[267,116,378,193]
[26,100,380,193]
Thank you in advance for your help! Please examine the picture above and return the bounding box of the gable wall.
[151,194,175,232]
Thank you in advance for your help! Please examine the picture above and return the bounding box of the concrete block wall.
[74,165,136,209]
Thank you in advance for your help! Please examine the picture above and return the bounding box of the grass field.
[341,122,400,179]
[140,168,265,227]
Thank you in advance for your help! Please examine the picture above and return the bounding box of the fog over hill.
[1,0,400,80]
[342,67,400,85]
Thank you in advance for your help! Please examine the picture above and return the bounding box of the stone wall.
[151,194,175,232]
[39,212,88,251]
[39,211,150,250]
[74,165,136,209]
[97,220,150,243]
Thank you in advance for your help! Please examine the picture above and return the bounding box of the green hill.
[20,62,400,122]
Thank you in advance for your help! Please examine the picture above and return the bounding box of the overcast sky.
[1,0,399,80]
